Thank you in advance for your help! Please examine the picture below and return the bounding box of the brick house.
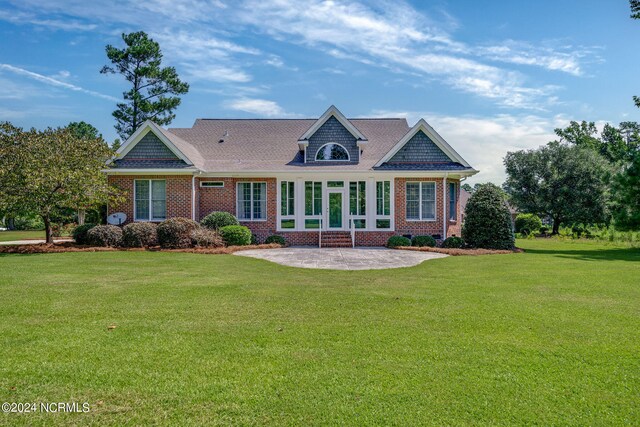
[106,106,478,246]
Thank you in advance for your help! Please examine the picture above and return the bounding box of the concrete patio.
[234,247,447,270]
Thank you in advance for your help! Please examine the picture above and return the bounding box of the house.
[106,106,478,246]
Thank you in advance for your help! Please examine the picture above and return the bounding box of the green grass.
[0,239,638,426]
[0,230,44,242]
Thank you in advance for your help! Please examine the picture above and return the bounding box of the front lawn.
[0,230,44,242]
[0,239,638,425]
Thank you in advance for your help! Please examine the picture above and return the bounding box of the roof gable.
[298,105,367,144]
[375,119,471,168]
[114,121,195,166]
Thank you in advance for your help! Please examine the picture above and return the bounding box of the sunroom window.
[315,143,349,161]
[449,182,457,221]
[280,181,295,229]
[376,180,391,229]
[134,179,166,221]
[304,181,322,229]
[349,181,366,228]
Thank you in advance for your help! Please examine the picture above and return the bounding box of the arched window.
[315,143,350,161]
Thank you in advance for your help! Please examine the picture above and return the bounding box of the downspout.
[442,173,448,239]
[192,171,202,221]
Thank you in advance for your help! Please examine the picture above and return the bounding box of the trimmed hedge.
[265,235,286,245]
[157,217,200,249]
[201,211,239,230]
[462,184,515,249]
[514,213,542,235]
[72,223,96,245]
[190,228,224,248]
[86,225,123,247]
[122,222,158,248]
[387,235,411,248]
[219,225,252,246]
[442,236,465,248]
[411,235,436,247]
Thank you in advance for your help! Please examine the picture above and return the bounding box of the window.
[135,179,166,221]
[304,181,322,229]
[280,181,295,229]
[315,143,350,161]
[200,181,224,188]
[237,182,266,221]
[376,180,391,229]
[406,181,436,221]
[349,181,366,228]
[449,182,457,221]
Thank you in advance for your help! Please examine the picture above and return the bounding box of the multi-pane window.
[449,182,457,220]
[406,181,436,221]
[280,181,295,229]
[376,180,391,229]
[304,181,322,229]
[315,143,349,161]
[134,179,166,221]
[349,181,366,229]
[237,182,266,220]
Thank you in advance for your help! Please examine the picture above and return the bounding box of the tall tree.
[503,141,611,234]
[632,1,640,107]
[554,121,600,149]
[67,121,102,140]
[611,153,640,230]
[101,31,189,140]
[0,123,121,243]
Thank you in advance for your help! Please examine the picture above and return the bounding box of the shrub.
[190,228,224,248]
[72,223,96,245]
[387,235,411,248]
[122,222,158,248]
[201,211,239,230]
[251,233,259,245]
[219,225,252,246]
[86,225,123,247]
[515,213,542,235]
[442,236,465,248]
[13,214,45,230]
[462,183,515,250]
[157,217,200,249]
[411,235,436,247]
[265,235,286,245]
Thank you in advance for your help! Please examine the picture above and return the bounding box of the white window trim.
[406,181,437,222]
[134,179,167,222]
[236,181,267,222]
[374,180,392,229]
[279,180,296,230]
[314,143,351,162]
[200,181,224,188]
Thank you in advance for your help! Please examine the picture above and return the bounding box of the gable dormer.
[298,105,367,164]
[375,119,473,171]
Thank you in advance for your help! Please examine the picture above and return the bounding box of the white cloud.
[223,97,296,117]
[0,64,119,102]
[370,109,572,184]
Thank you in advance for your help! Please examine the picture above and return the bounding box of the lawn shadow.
[524,247,640,262]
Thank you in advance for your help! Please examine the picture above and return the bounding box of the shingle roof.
[167,118,410,172]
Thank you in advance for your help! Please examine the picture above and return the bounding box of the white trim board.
[111,120,194,166]
[298,105,368,143]
[375,118,471,168]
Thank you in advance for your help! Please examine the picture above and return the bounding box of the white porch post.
[442,174,448,238]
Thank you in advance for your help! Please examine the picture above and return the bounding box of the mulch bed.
[0,242,281,255]
[397,246,523,256]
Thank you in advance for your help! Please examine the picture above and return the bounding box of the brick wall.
[197,177,278,242]
[108,175,192,222]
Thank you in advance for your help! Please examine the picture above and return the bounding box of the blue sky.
[0,0,638,183]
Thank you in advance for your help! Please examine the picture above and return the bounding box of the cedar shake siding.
[114,131,190,169]
[304,116,360,164]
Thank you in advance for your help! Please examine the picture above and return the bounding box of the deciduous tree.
[0,122,121,243]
